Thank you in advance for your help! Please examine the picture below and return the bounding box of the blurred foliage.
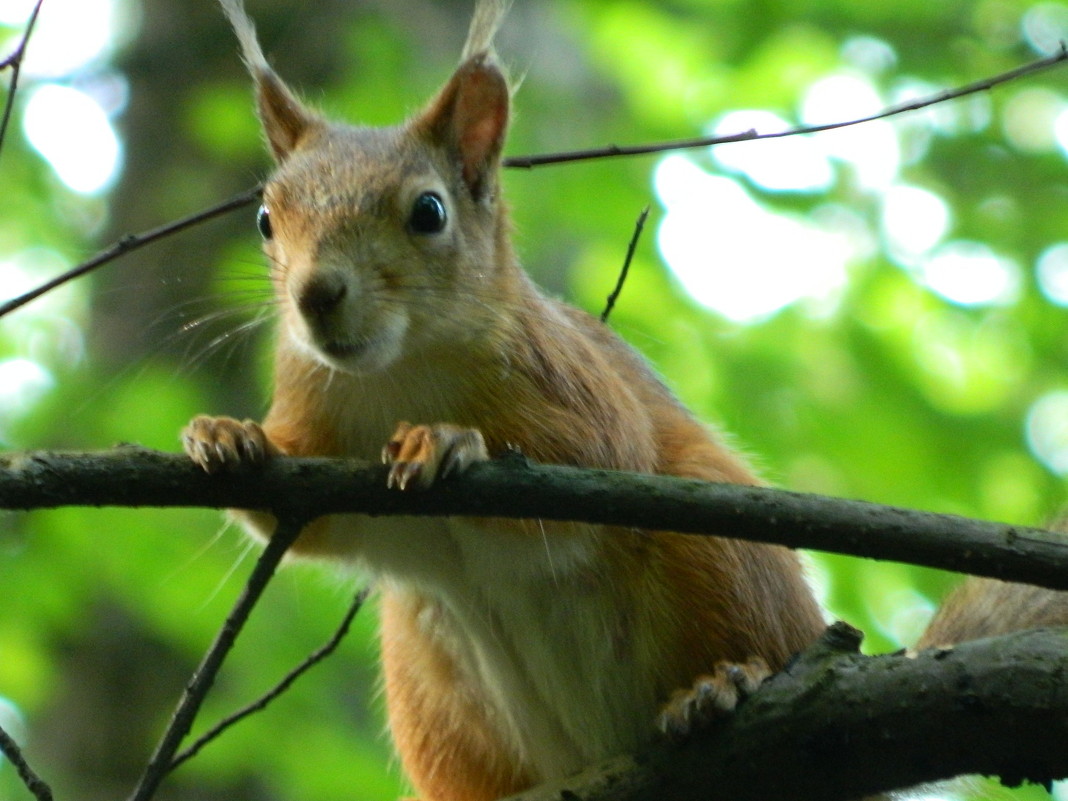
[2,0,1068,800]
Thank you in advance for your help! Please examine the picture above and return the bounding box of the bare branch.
[0,0,45,167]
[4,447,1068,591]
[125,513,306,801]
[0,722,53,801]
[502,43,1068,169]
[505,624,1068,801]
[168,586,369,774]
[0,185,263,320]
[5,47,1066,319]
[601,206,649,323]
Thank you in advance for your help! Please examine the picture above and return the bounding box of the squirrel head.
[219,0,514,375]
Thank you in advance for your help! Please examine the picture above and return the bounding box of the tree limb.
[505,623,1068,801]
[3,447,1068,590]
[5,449,1068,801]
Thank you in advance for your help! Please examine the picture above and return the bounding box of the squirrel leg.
[382,421,489,490]
[656,658,770,742]
[182,415,278,473]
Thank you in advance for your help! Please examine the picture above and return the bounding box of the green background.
[2,0,1068,799]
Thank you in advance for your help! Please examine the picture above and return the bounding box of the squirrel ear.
[417,0,510,201]
[418,57,509,202]
[252,67,320,162]
[217,0,320,162]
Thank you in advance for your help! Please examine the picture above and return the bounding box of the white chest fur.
[292,356,660,777]
[323,512,658,780]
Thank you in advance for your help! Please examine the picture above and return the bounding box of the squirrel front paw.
[183,415,276,473]
[382,421,488,490]
[656,658,770,742]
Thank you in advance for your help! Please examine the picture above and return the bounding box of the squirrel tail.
[917,517,1068,649]
[917,577,1068,649]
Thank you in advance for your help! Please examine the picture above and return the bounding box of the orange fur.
[185,3,828,799]
[182,4,1068,798]
[919,576,1068,649]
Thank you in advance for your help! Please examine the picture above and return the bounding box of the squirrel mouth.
[320,339,370,359]
[309,320,407,373]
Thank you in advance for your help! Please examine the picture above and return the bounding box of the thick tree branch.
[3,447,1068,590]
[5,449,1068,801]
[506,623,1068,801]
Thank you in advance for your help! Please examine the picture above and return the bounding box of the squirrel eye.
[256,205,273,239]
[409,192,447,235]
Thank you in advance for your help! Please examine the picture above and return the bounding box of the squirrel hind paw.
[182,415,274,473]
[383,421,488,490]
[656,658,770,743]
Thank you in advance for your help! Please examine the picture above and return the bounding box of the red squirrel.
[183,2,1068,799]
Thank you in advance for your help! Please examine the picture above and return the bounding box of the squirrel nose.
[298,274,347,319]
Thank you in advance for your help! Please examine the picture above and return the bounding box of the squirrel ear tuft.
[217,0,319,162]
[417,0,510,201]
[418,57,509,201]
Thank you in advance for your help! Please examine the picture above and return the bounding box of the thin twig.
[168,586,370,774]
[5,46,1067,320]
[0,722,53,801]
[0,0,45,167]
[126,514,305,801]
[601,206,649,323]
[0,185,262,320]
[503,42,1068,168]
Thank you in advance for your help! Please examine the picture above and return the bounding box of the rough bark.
[506,624,1068,801]
[2,446,1068,589]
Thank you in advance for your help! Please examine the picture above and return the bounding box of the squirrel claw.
[182,415,274,473]
[383,421,488,490]
[388,459,424,491]
[656,658,770,742]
